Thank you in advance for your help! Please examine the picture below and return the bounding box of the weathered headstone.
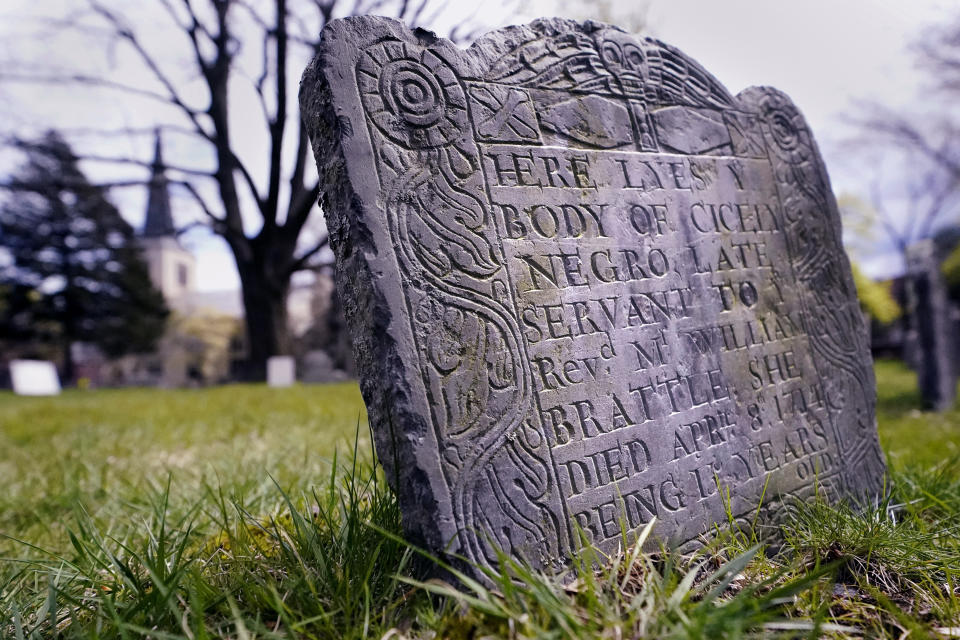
[10,360,61,396]
[301,17,887,575]
[905,240,958,411]
[267,355,296,388]
[300,349,350,383]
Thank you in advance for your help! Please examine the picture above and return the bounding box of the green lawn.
[1,360,959,638]
[874,360,960,467]
[0,383,371,556]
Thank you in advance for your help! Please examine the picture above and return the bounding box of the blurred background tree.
[0,132,168,380]
[846,13,960,268]
[944,243,960,298]
[850,262,901,325]
[1,0,510,380]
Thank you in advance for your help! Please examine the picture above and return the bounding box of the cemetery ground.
[0,361,958,639]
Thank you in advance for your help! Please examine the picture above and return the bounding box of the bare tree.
[845,13,960,262]
[840,153,960,262]
[0,0,504,378]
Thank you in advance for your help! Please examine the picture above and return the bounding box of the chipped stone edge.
[300,17,454,555]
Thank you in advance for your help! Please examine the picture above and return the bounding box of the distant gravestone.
[301,17,887,575]
[300,349,350,383]
[10,360,61,396]
[905,240,958,411]
[267,356,296,388]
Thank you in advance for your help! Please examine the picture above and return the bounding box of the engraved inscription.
[303,16,886,579]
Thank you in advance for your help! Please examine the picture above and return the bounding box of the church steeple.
[143,129,176,238]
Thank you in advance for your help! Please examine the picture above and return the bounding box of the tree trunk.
[236,259,292,381]
[62,338,74,386]
[61,256,76,385]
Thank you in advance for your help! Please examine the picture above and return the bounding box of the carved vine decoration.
[357,38,562,569]
[745,88,884,494]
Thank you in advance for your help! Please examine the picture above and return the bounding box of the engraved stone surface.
[300,16,887,575]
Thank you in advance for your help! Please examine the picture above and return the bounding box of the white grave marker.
[267,356,296,388]
[10,360,61,396]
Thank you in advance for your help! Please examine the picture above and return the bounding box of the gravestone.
[300,349,351,383]
[10,360,61,396]
[905,240,957,411]
[267,355,296,388]
[301,17,887,575]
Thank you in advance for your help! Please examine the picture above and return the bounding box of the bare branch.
[915,16,960,94]
[226,151,265,210]
[0,72,207,127]
[287,121,311,210]
[868,180,909,255]
[77,153,216,178]
[87,0,213,140]
[175,219,214,236]
[292,259,335,273]
[407,0,431,26]
[171,180,225,226]
[265,0,289,227]
[285,180,321,238]
[58,124,202,140]
[156,0,189,31]
[287,233,330,275]
[23,11,115,41]
[850,103,960,180]
[1,171,224,234]
[176,0,215,77]
[0,177,144,192]
[916,174,959,241]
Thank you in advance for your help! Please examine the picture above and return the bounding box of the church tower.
[140,130,196,310]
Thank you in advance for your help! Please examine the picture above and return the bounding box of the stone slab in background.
[10,359,61,396]
[905,240,958,411]
[299,349,351,384]
[267,355,296,388]
[301,17,887,576]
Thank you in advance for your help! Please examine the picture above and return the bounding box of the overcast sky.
[0,0,954,288]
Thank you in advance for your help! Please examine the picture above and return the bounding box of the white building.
[133,131,331,384]
[139,132,197,309]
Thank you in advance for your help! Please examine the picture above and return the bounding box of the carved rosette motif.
[357,38,563,569]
